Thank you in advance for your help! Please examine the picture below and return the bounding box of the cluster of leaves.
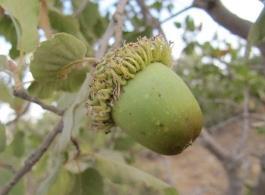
[0,0,265,194]
[0,1,181,195]
[175,16,265,127]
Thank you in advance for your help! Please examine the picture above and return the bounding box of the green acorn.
[87,36,203,155]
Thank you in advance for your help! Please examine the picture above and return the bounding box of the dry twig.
[96,0,129,59]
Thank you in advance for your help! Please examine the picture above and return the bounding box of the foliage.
[0,0,264,195]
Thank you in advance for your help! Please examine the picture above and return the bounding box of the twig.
[161,5,194,24]
[113,0,128,48]
[39,0,53,39]
[0,120,63,195]
[208,114,243,133]
[71,136,81,159]
[13,89,63,116]
[136,0,166,38]
[96,0,129,59]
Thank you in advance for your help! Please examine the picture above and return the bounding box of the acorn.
[87,36,203,155]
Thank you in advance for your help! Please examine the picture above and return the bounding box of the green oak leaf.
[72,1,107,44]
[29,33,88,97]
[0,0,39,52]
[0,15,19,58]
[95,154,179,195]
[48,168,104,195]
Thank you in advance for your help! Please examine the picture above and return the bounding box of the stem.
[161,5,194,24]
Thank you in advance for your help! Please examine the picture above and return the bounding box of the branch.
[200,129,231,162]
[136,0,166,38]
[192,0,265,56]
[7,60,63,116]
[13,89,63,116]
[96,0,129,59]
[161,5,194,24]
[113,0,128,49]
[39,0,53,39]
[0,120,63,195]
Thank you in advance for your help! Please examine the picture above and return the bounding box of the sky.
[0,0,264,123]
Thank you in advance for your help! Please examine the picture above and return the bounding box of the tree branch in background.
[13,89,64,116]
[136,0,166,38]
[7,60,63,116]
[113,0,128,48]
[199,87,252,195]
[96,0,129,59]
[39,0,53,39]
[192,0,265,56]
[0,120,63,195]
[161,5,194,24]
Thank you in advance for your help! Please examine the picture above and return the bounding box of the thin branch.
[7,59,63,116]
[71,136,81,159]
[13,89,63,116]
[39,0,53,39]
[113,0,128,49]
[96,0,129,59]
[208,114,243,133]
[136,0,166,38]
[161,5,194,24]
[0,120,63,195]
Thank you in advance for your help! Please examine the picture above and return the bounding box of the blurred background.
[0,0,265,195]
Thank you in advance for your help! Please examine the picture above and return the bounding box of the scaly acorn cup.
[87,36,203,155]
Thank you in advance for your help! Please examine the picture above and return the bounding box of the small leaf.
[0,0,39,52]
[11,131,25,157]
[68,168,104,195]
[48,8,85,41]
[27,81,54,99]
[185,16,195,32]
[30,33,88,97]
[72,1,107,44]
[48,167,104,195]
[0,15,19,58]
[94,154,179,195]
[0,123,6,153]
